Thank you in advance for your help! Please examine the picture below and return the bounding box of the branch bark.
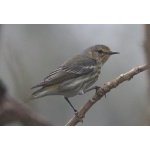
[0,80,52,125]
[66,64,148,126]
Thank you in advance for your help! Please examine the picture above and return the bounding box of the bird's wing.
[31,55,97,89]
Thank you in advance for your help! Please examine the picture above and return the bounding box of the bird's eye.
[97,50,103,53]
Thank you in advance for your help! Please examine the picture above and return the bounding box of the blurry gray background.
[0,25,148,125]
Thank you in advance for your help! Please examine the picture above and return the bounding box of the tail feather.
[31,81,46,89]
[25,84,58,103]
[24,88,48,103]
[24,88,42,103]
[24,95,36,103]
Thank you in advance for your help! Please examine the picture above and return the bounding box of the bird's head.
[84,45,119,65]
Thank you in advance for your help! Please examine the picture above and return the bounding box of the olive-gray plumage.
[32,55,97,89]
[26,45,119,112]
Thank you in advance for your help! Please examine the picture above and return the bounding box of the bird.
[25,45,119,113]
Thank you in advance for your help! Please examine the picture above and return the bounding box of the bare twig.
[66,64,148,126]
[0,80,52,126]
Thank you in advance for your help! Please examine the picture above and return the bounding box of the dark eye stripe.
[97,50,103,53]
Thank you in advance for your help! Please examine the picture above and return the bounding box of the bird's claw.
[95,86,100,93]
[75,111,84,123]
[95,86,106,98]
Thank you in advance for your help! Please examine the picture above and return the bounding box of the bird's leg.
[64,97,83,123]
[84,86,106,97]
[64,97,77,113]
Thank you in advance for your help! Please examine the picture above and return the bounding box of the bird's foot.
[94,86,107,98]
[74,111,84,123]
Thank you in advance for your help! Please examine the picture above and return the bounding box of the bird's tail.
[24,95,36,103]
[24,88,48,103]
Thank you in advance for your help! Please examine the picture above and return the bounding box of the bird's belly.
[59,73,99,97]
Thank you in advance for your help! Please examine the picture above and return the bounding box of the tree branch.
[66,64,148,126]
[0,80,52,126]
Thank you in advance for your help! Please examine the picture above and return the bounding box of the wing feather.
[31,55,97,89]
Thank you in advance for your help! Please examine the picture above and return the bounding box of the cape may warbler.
[26,45,119,113]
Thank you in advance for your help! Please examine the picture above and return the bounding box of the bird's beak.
[109,51,120,55]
